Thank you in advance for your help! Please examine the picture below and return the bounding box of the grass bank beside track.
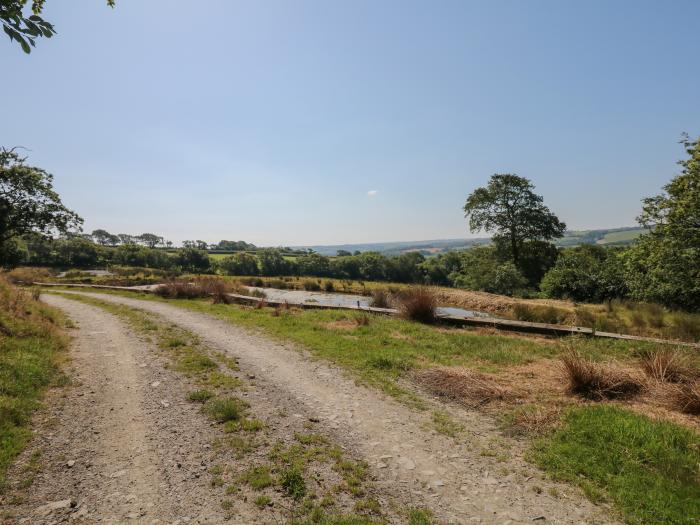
[0,279,69,492]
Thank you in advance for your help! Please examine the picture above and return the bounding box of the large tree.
[463,174,566,267]
[0,148,82,263]
[624,135,700,310]
[2,0,114,53]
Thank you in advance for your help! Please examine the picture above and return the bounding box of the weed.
[254,495,271,507]
[280,466,306,500]
[408,508,433,525]
[241,465,274,490]
[203,397,248,422]
[430,411,463,437]
[187,389,213,403]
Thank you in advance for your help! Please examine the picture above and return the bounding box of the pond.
[245,287,495,319]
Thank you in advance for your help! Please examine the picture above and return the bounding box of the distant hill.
[297,227,647,256]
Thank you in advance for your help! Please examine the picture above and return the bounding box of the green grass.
[46,287,649,404]
[532,405,700,525]
[202,396,248,423]
[0,282,68,491]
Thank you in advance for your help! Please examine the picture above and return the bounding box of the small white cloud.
[367,190,378,197]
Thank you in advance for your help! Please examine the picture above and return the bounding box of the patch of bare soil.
[54,291,620,525]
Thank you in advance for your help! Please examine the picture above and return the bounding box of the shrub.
[398,287,437,324]
[414,367,510,407]
[323,280,335,292]
[561,351,644,400]
[4,266,54,284]
[154,277,233,302]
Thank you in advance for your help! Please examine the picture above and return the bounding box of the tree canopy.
[624,135,700,310]
[463,174,566,266]
[0,148,82,252]
[2,0,113,53]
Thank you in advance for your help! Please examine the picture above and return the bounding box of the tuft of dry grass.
[3,266,55,284]
[668,382,700,415]
[414,366,511,407]
[560,350,644,400]
[397,287,437,324]
[370,288,392,309]
[639,348,698,384]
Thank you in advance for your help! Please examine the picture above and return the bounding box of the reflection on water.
[246,287,494,319]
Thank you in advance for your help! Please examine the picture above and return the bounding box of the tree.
[258,248,291,276]
[541,245,628,302]
[137,233,164,248]
[216,253,259,276]
[623,135,700,310]
[118,233,135,245]
[464,174,565,267]
[91,228,119,246]
[2,0,113,54]
[0,148,82,263]
[176,247,210,273]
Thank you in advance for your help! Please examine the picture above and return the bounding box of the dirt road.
[5,295,230,524]
[29,291,616,525]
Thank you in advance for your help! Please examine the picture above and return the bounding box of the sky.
[2,0,699,246]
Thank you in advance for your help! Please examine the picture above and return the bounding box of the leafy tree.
[175,247,210,273]
[297,253,331,277]
[336,250,352,257]
[91,228,119,246]
[137,232,164,248]
[449,246,527,296]
[118,233,135,245]
[464,174,565,267]
[217,252,259,276]
[623,135,700,310]
[541,245,628,302]
[0,148,82,265]
[2,0,113,53]
[258,248,291,276]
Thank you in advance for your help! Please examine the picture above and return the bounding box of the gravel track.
[36,290,618,525]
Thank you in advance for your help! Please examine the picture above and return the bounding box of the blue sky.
[2,0,699,246]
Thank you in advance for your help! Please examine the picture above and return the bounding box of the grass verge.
[0,280,68,491]
[532,405,700,525]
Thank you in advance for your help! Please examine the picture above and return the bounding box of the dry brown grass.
[397,287,437,324]
[154,277,235,302]
[370,288,392,309]
[667,382,700,415]
[4,266,55,284]
[414,366,512,407]
[561,350,645,400]
[639,348,698,384]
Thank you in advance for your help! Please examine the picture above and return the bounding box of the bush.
[154,277,233,301]
[639,348,698,384]
[397,287,437,324]
[512,304,568,324]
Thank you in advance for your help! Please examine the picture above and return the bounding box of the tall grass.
[0,277,67,490]
[560,350,644,400]
[397,287,437,324]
